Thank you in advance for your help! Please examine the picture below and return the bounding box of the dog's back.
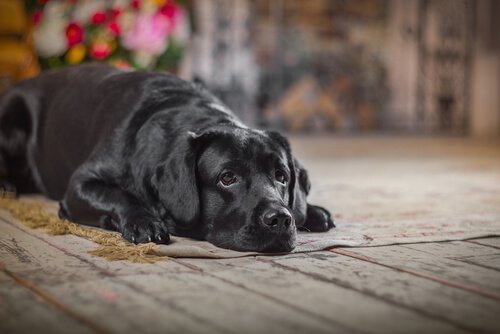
[0,64,223,198]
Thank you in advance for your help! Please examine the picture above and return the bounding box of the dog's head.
[154,126,299,252]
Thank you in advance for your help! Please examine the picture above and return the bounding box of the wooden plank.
[0,219,224,334]
[0,218,346,334]
[256,251,500,334]
[180,256,472,334]
[334,245,500,298]
[400,241,500,271]
[119,272,343,334]
[36,276,221,334]
[0,272,93,334]
[401,241,500,258]
[401,241,500,272]
[469,237,500,250]
[0,211,188,276]
[459,254,500,272]
[0,223,94,284]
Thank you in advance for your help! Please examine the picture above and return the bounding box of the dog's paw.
[300,205,335,232]
[119,211,170,244]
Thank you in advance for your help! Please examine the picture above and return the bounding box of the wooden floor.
[2,137,500,334]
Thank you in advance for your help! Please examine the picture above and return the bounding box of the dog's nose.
[263,209,292,229]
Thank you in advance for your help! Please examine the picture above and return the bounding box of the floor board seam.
[0,218,227,333]
[466,240,500,251]
[0,216,118,277]
[173,258,366,334]
[258,255,483,333]
[0,261,111,334]
[330,248,500,301]
[453,257,500,273]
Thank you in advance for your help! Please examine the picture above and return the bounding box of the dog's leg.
[0,152,16,194]
[60,168,170,244]
[301,204,335,232]
[0,88,38,195]
[293,159,335,232]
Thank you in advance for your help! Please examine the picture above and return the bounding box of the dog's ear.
[291,157,310,227]
[152,128,227,229]
[266,131,296,208]
[152,132,201,229]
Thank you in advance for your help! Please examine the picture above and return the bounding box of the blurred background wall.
[1,0,499,136]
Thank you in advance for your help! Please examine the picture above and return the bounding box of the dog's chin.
[209,232,297,253]
[260,237,296,253]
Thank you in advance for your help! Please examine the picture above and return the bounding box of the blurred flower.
[30,0,189,70]
[66,22,84,47]
[172,7,189,44]
[91,11,107,25]
[133,50,155,68]
[153,0,167,7]
[117,9,135,32]
[131,0,140,10]
[110,8,122,19]
[107,20,121,36]
[34,19,67,57]
[32,10,43,26]
[109,59,132,69]
[159,1,177,20]
[65,44,86,64]
[43,0,67,19]
[73,0,106,24]
[89,40,114,59]
[122,13,170,55]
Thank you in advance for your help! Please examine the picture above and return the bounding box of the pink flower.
[122,13,171,55]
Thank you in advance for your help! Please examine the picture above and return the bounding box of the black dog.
[0,64,334,252]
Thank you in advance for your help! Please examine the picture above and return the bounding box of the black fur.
[0,64,334,252]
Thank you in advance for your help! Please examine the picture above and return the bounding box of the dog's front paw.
[300,205,335,232]
[119,211,170,244]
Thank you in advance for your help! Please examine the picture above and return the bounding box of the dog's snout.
[263,209,292,229]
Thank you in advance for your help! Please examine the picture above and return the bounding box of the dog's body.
[0,64,334,252]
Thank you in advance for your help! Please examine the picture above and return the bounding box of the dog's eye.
[220,171,237,186]
[275,170,287,184]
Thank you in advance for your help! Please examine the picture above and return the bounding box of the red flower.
[131,0,140,10]
[89,41,112,60]
[32,10,42,25]
[159,3,178,20]
[107,21,121,36]
[91,11,107,25]
[110,8,122,19]
[65,22,84,47]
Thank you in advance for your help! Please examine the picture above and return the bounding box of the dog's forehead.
[202,129,288,167]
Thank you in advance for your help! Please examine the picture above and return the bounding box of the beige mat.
[1,195,500,262]
[2,137,500,262]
